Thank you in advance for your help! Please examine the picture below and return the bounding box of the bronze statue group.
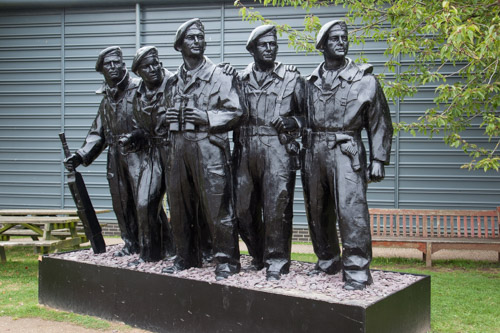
[64,19,393,290]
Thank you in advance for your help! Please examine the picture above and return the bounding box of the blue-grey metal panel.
[0,10,63,209]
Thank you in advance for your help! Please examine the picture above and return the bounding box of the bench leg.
[426,243,432,267]
[0,247,6,263]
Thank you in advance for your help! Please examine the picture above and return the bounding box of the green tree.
[234,0,500,171]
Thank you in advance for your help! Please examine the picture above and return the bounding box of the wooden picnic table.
[0,209,110,262]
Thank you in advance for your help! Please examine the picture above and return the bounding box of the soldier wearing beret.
[63,46,141,257]
[120,46,174,263]
[233,25,305,280]
[301,20,393,290]
[161,18,242,280]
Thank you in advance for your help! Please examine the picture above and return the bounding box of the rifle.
[59,133,106,254]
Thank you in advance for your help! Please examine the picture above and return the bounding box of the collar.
[176,56,215,83]
[241,61,284,81]
[96,71,130,95]
[307,57,358,83]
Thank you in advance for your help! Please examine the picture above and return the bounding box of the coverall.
[233,62,304,274]
[301,58,393,285]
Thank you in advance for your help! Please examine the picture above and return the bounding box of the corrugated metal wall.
[0,1,498,226]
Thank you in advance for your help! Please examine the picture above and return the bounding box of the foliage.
[234,0,500,171]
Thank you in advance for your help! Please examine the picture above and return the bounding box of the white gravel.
[52,244,424,308]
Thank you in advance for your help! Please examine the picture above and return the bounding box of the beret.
[246,25,276,52]
[174,18,204,52]
[316,20,348,51]
[131,46,158,74]
[95,46,122,72]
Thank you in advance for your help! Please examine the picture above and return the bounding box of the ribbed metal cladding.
[0,1,499,228]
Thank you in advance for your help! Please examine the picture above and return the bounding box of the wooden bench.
[0,237,82,262]
[370,207,500,267]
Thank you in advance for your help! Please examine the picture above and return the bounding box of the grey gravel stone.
[53,245,424,308]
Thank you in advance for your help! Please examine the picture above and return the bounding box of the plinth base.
[39,254,430,333]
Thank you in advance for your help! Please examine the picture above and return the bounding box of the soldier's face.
[136,56,163,87]
[102,54,126,83]
[181,26,206,58]
[323,27,349,59]
[251,34,278,65]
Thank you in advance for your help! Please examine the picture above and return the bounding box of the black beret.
[246,25,277,52]
[316,20,348,51]
[174,18,204,52]
[95,46,122,72]
[131,46,158,74]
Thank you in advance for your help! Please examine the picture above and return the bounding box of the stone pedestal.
[39,255,430,333]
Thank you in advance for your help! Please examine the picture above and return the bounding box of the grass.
[1,245,499,332]
[0,246,131,331]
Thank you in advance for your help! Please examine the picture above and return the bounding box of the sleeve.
[206,71,244,133]
[128,94,148,150]
[364,76,393,165]
[76,99,107,166]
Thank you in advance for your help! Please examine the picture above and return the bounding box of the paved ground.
[0,317,150,333]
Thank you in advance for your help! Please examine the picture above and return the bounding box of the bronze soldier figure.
[162,18,242,280]
[120,46,174,264]
[64,46,141,257]
[301,20,393,290]
[233,25,305,280]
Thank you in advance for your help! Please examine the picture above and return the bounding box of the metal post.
[60,9,66,209]
[135,3,141,49]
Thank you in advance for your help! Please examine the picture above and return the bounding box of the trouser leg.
[135,152,164,262]
[194,139,240,274]
[334,150,372,285]
[234,146,264,265]
[301,144,341,274]
[160,207,175,258]
[166,137,201,269]
[107,150,139,254]
[262,145,295,275]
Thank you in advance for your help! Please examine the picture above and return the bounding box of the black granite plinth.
[39,256,430,333]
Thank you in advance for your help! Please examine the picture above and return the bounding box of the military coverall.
[301,58,393,285]
[164,57,242,274]
[76,71,141,254]
[130,68,174,262]
[233,62,304,274]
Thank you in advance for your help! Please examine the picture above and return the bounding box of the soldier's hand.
[369,160,385,183]
[271,116,297,133]
[63,153,82,172]
[219,62,237,76]
[184,107,209,125]
[284,64,298,72]
[165,108,180,124]
[118,134,134,154]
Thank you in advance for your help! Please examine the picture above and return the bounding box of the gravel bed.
[52,244,424,307]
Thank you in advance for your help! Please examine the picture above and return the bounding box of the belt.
[239,126,278,137]
[149,136,169,146]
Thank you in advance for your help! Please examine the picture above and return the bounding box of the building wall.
[0,0,498,228]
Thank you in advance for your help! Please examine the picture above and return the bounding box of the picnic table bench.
[0,209,110,262]
[370,207,500,267]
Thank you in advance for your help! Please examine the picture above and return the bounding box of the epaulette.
[358,63,373,75]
